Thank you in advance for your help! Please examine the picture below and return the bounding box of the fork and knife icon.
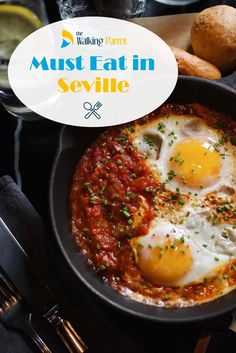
[83,101,102,119]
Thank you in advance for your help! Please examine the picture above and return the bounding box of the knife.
[0,217,87,353]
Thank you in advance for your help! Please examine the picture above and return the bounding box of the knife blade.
[0,217,56,315]
[0,217,87,352]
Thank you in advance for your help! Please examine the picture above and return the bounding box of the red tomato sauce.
[71,103,236,307]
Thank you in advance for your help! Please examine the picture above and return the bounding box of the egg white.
[184,206,236,257]
[132,208,234,287]
[133,115,235,195]
[128,114,236,290]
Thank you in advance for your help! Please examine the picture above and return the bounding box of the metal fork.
[0,270,53,353]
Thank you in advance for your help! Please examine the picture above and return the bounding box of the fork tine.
[0,290,7,307]
[0,272,19,314]
[0,270,18,303]
[0,272,54,353]
[0,271,14,289]
[0,282,10,303]
[0,281,12,310]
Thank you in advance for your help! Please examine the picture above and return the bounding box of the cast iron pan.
[50,72,236,323]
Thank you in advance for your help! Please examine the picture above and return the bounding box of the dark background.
[1,0,236,352]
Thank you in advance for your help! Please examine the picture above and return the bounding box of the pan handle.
[218,71,236,91]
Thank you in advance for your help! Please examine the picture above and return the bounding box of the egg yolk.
[131,238,192,285]
[169,140,221,189]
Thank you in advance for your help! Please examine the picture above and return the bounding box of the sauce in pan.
[71,104,236,307]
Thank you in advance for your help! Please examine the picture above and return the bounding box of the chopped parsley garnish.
[156,245,164,258]
[178,198,185,206]
[127,145,134,152]
[157,122,166,133]
[191,203,200,207]
[169,152,184,165]
[221,230,229,239]
[166,169,177,182]
[114,135,129,143]
[128,126,135,133]
[108,212,114,221]
[99,185,106,195]
[101,198,108,205]
[168,131,175,136]
[213,135,230,152]
[99,264,107,271]
[126,192,136,200]
[168,132,177,146]
[129,173,137,179]
[89,195,96,204]
[116,159,124,166]
[153,196,158,203]
[217,204,232,213]
[121,207,131,218]
[143,135,159,151]
[101,158,108,164]
[231,264,236,272]
[170,239,179,249]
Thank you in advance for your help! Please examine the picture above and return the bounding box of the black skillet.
[50,71,236,323]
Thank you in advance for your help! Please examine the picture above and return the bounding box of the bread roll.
[191,5,236,72]
[171,46,221,79]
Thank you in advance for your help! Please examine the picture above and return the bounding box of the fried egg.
[130,208,235,287]
[71,103,236,308]
[133,115,235,195]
